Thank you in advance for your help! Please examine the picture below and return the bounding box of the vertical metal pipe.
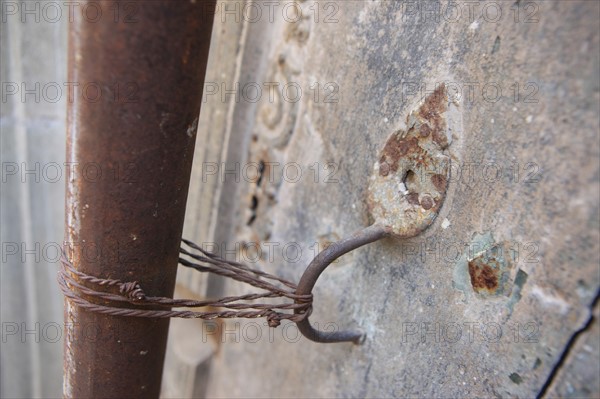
[63,1,215,397]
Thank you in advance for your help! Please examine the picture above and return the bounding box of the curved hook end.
[294,224,388,344]
[296,317,366,344]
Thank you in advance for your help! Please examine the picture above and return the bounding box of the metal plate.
[368,85,451,238]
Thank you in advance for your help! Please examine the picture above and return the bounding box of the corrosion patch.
[367,85,452,238]
[467,242,514,297]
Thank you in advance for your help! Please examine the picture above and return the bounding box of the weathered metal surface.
[368,85,452,238]
[199,1,599,398]
[467,241,515,297]
[63,1,215,397]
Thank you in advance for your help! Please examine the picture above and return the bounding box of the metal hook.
[293,87,453,344]
[294,224,390,344]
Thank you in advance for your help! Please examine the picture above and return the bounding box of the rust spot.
[379,135,421,176]
[418,85,449,149]
[419,86,447,125]
[408,137,419,150]
[431,174,447,192]
[420,195,434,210]
[468,258,500,293]
[397,141,409,156]
[421,85,446,110]
[465,242,517,298]
[380,161,390,176]
[406,192,420,205]
[432,126,449,148]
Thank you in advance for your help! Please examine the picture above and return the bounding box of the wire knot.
[266,312,282,328]
[119,281,146,301]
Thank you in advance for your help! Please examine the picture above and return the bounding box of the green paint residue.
[506,269,529,314]
[509,373,523,384]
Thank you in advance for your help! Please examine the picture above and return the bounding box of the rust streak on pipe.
[63,1,216,397]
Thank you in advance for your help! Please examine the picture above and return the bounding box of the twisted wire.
[58,240,312,327]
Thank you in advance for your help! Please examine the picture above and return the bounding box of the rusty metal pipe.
[63,1,215,397]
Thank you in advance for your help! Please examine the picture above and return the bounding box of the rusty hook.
[294,224,390,344]
[293,87,454,344]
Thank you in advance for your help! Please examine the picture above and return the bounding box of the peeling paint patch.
[467,242,514,297]
[452,232,494,295]
[453,233,527,311]
[468,256,501,294]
